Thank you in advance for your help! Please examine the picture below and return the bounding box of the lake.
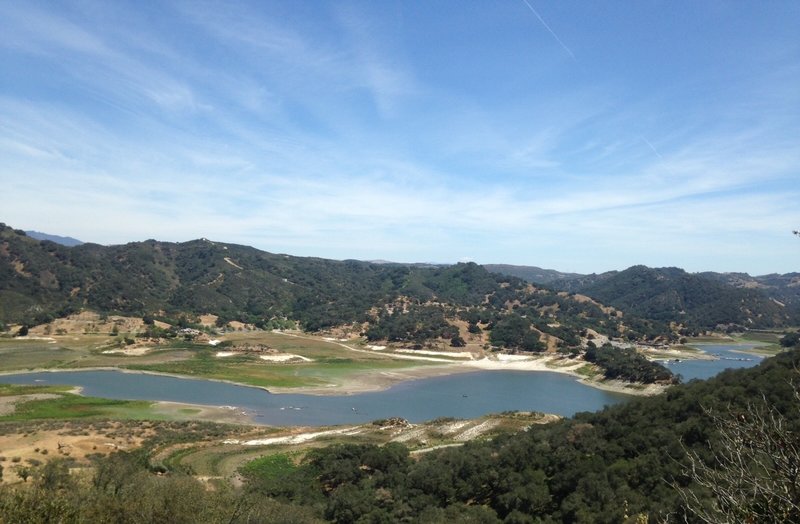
[0,342,765,426]
[1,369,629,426]
[662,342,764,381]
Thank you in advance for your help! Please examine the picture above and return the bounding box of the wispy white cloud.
[1,2,797,274]
[333,3,420,117]
[0,3,204,115]
[0,3,111,56]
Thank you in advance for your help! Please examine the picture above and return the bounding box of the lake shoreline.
[1,340,764,427]
[0,355,669,399]
[3,336,739,400]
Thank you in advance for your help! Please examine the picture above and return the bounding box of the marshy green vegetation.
[0,383,190,422]
[0,330,441,392]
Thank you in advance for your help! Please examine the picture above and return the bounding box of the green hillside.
[0,224,672,349]
[698,270,800,308]
[543,266,796,333]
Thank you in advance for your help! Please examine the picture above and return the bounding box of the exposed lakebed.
[0,342,765,426]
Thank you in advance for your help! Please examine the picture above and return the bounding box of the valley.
[0,224,797,522]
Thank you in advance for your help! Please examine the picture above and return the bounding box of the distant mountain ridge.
[24,230,84,247]
[482,264,584,285]
[486,264,799,331]
[366,260,447,269]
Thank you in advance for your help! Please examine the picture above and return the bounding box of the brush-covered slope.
[1,224,668,346]
[552,265,793,331]
[698,270,800,309]
[1,223,407,329]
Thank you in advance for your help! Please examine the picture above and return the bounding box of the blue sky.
[1,1,798,274]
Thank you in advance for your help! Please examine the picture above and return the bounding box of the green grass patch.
[574,364,599,378]
[126,350,432,390]
[101,403,181,421]
[1,332,442,392]
[0,383,74,397]
[686,337,733,344]
[670,345,701,352]
[125,356,324,389]
[733,345,783,357]
[0,336,198,372]
[163,446,200,472]
[0,340,80,372]
[737,331,783,343]
[240,452,297,480]
[3,393,154,421]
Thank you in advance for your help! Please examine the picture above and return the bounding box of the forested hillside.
[698,270,800,308]
[0,224,674,349]
[538,266,796,332]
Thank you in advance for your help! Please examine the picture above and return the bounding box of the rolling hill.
[698,270,800,307]
[487,261,799,332]
[0,223,669,347]
[548,266,795,331]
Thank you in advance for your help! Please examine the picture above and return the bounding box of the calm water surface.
[0,343,765,426]
[662,343,764,381]
[1,369,628,426]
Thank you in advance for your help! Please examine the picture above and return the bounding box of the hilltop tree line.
[545,265,797,332]
[0,224,676,348]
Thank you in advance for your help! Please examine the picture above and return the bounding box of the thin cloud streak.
[640,137,663,159]
[520,0,577,61]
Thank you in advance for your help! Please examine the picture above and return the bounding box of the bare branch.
[676,389,800,523]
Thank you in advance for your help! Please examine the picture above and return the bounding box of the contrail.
[641,137,663,159]
[520,0,576,61]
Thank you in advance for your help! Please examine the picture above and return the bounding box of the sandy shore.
[269,354,667,397]
[466,356,667,396]
[0,354,668,401]
[268,331,652,395]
